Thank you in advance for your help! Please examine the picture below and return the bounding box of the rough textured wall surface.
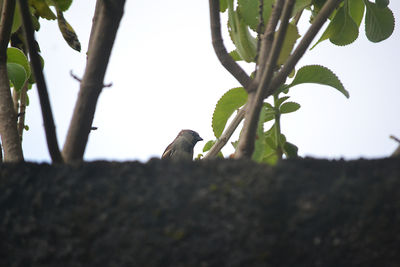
[0,158,399,267]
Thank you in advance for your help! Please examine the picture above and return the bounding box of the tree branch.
[267,0,343,96]
[204,107,246,159]
[62,0,126,163]
[235,0,295,159]
[0,0,23,162]
[17,80,28,140]
[208,0,252,91]
[18,0,63,163]
[255,0,284,83]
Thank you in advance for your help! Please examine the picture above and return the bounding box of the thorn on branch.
[70,70,113,88]
[70,70,82,82]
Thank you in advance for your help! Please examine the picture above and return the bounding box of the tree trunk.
[62,0,126,163]
[0,0,23,162]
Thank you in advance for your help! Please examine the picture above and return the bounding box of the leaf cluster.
[203,0,394,163]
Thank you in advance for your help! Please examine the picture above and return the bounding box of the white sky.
[22,1,400,162]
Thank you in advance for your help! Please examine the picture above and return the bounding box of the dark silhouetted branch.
[208,0,252,91]
[19,0,63,163]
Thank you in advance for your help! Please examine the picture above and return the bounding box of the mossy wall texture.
[0,158,399,267]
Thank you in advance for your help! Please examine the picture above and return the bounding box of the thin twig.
[254,0,265,70]
[255,0,284,83]
[208,0,252,91]
[204,107,246,159]
[267,0,343,97]
[17,81,28,140]
[18,0,63,163]
[236,0,295,158]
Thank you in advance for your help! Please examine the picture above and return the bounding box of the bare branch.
[267,0,343,96]
[62,0,126,163]
[208,0,252,91]
[18,0,63,163]
[255,0,284,83]
[17,81,28,140]
[0,0,23,162]
[204,107,246,159]
[236,0,295,159]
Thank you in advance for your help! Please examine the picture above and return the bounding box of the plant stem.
[235,0,295,159]
[273,94,282,159]
[19,0,63,163]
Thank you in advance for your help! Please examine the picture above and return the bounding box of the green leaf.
[7,63,27,91]
[376,0,389,8]
[288,65,349,98]
[24,125,30,131]
[229,50,243,61]
[11,4,22,33]
[275,96,290,107]
[220,0,228,12]
[312,4,359,48]
[212,87,248,138]
[283,141,298,158]
[228,4,257,62]
[238,0,273,32]
[30,0,57,20]
[348,0,365,27]
[280,101,301,114]
[364,0,394,42]
[7,47,31,78]
[292,0,312,16]
[47,0,73,11]
[203,140,216,152]
[252,108,266,162]
[277,23,301,65]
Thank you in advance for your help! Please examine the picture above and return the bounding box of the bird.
[161,130,203,161]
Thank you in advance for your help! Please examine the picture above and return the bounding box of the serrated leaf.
[212,87,248,138]
[229,50,243,61]
[7,63,27,91]
[29,0,57,20]
[312,4,359,48]
[280,101,301,114]
[7,47,31,78]
[277,23,301,65]
[288,65,349,98]
[364,0,394,42]
[238,0,273,32]
[228,5,257,62]
[276,96,290,107]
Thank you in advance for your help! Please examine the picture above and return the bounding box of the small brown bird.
[162,130,203,161]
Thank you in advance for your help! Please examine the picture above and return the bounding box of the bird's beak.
[198,136,203,142]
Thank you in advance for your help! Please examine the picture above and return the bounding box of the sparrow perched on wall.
[161,130,203,161]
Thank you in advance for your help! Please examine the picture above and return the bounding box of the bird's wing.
[161,143,174,159]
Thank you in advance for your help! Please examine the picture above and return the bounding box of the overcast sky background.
[21,1,400,162]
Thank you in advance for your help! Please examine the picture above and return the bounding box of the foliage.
[6,0,80,139]
[204,0,394,163]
